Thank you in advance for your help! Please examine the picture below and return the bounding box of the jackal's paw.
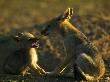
[25,72,31,76]
[21,72,31,76]
[38,69,47,75]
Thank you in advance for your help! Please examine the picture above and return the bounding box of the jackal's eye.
[28,38,34,42]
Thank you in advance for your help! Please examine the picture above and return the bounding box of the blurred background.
[0,0,110,35]
[0,0,110,80]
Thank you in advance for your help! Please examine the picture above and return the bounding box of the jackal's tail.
[75,53,105,81]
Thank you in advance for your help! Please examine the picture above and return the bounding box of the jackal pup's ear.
[12,32,23,42]
[61,8,73,21]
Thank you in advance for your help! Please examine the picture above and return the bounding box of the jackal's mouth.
[32,40,39,48]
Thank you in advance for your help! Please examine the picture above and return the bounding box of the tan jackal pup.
[3,32,46,76]
[41,8,105,81]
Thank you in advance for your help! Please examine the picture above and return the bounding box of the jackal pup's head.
[13,32,39,48]
[41,8,73,35]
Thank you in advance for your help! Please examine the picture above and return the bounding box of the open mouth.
[32,40,39,48]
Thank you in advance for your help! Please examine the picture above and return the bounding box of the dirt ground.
[0,0,110,82]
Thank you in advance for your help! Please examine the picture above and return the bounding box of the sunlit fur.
[41,8,105,81]
[3,32,46,76]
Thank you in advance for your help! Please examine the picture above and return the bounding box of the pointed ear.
[12,32,23,42]
[61,8,73,21]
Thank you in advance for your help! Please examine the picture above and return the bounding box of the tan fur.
[41,8,105,81]
[3,32,46,76]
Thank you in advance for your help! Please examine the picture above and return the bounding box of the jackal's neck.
[28,48,37,56]
[28,48,38,61]
[21,47,37,56]
[20,47,38,61]
[60,20,98,53]
[60,19,87,40]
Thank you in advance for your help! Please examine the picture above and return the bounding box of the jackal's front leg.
[20,66,31,76]
[35,64,46,75]
[29,63,46,75]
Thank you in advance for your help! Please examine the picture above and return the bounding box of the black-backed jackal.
[41,8,105,81]
[3,32,46,76]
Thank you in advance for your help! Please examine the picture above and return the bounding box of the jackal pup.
[41,8,105,81]
[3,32,46,76]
